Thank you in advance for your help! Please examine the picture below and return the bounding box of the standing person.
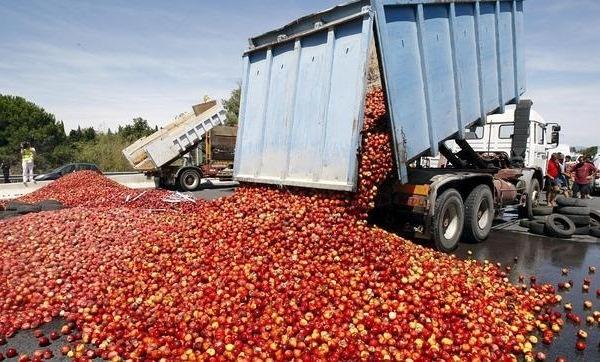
[571,156,597,199]
[20,142,36,184]
[556,153,568,190]
[546,153,561,206]
[1,160,10,184]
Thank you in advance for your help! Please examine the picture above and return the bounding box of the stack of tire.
[521,196,600,238]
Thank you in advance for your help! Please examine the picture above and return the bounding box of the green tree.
[580,146,598,159]
[69,126,97,143]
[0,94,70,171]
[73,133,132,172]
[117,117,155,142]
[223,85,241,126]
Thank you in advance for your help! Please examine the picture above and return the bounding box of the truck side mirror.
[551,131,560,145]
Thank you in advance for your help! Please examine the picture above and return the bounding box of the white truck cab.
[428,106,561,175]
[464,106,559,173]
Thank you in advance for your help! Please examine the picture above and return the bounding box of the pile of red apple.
[0,89,563,360]
[16,171,206,212]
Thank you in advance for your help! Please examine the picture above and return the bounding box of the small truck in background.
[122,100,228,191]
[233,0,550,252]
[200,126,237,180]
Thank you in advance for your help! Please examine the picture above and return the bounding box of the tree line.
[0,88,240,173]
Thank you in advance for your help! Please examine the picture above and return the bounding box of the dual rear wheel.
[432,185,494,252]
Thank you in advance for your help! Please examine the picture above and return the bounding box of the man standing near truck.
[570,156,597,199]
[20,142,36,184]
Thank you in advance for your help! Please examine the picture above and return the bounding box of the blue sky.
[0,0,599,147]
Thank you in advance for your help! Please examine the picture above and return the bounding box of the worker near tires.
[555,153,569,189]
[20,142,36,184]
[570,156,597,199]
[1,160,10,183]
[545,153,561,207]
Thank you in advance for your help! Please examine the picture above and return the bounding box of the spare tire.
[529,221,546,235]
[532,206,554,216]
[590,227,600,238]
[590,210,600,224]
[519,219,532,228]
[575,226,590,235]
[557,206,591,216]
[556,196,589,207]
[533,215,551,222]
[545,214,576,238]
[561,214,591,226]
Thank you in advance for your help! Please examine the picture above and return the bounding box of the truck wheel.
[432,189,464,253]
[526,179,541,220]
[463,185,494,243]
[178,168,202,191]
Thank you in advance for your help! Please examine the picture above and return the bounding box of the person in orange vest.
[20,142,36,184]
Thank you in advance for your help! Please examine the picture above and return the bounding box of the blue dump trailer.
[234,0,560,251]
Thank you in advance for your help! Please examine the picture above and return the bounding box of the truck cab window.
[536,124,544,144]
[465,126,484,140]
[498,125,514,139]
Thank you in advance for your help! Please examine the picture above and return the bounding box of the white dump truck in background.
[122,100,227,191]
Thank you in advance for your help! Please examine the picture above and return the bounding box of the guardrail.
[2,171,143,184]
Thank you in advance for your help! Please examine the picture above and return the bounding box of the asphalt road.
[2,187,599,360]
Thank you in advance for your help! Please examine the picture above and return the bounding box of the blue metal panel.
[451,3,481,133]
[234,51,269,178]
[372,0,525,182]
[235,0,526,189]
[498,1,516,107]
[234,6,374,191]
[257,42,296,180]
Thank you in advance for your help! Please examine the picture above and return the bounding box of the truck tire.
[529,220,546,235]
[556,195,589,207]
[544,214,576,239]
[532,206,553,216]
[589,210,600,224]
[525,179,541,220]
[575,226,590,235]
[533,215,550,222]
[557,206,590,216]
[561,214,590,226]
[463,185,494,243]
[519,219,532,228]
[432,189,464,253]
[590,227,600,238]
[178,168,202,191]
